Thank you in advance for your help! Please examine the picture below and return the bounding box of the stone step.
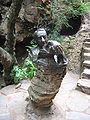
[84,53,90,60]
[84,38,90,42]
[81,68,90,79]
[83,60,90,68]
[84,47,90,53]
[84,41,90,47]
[76,79,90,95]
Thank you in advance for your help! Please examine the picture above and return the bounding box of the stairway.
[76,38,90,95]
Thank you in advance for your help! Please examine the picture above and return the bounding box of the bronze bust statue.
[29,28,68,67]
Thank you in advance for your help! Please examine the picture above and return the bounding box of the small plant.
[65,48,71,56]
[68,35,75,40]
[11,57,36,84]
[23,57,36,79]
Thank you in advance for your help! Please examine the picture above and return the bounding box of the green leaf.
[14,76,20,84]
[29,69,34,79]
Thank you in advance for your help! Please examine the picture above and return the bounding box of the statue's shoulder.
[47,40,62,46]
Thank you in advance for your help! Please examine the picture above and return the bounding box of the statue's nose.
[41,37,45,42]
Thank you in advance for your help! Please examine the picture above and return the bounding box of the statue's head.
[34,28,47,48]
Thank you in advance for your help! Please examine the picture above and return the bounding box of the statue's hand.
[56,45,63,54]
[38,49,50,58]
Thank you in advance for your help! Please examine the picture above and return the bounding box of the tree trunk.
[0,0,23,85]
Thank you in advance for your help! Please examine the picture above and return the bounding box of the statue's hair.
[34,28,47,43]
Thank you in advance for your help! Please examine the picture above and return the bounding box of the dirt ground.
[62,31,89,74]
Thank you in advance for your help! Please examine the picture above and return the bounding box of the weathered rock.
[28,59,66,107]
[1,0,52,42]
[0,4,9,36]
[15,19,32,42]
[0,0,11,6]
[14,0,52,42]
[23,3,39,24]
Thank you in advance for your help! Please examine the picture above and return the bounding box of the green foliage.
[48,0,89,55]
[11,57,36,84]
[48,3,70,44]
[65,48,71,56]
[48,0,89,34]
[23,57,36,79]
[62,0,90,17]
[82,2,90,11]
[69,3,85,17]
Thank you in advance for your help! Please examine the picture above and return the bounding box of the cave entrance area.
[0,36,31,87]
[0,62,4,88]
[0,35,6,47]
[15,37,33,66]
[0,62,3,76]
[60,16,82,35]
[0,14,2,24]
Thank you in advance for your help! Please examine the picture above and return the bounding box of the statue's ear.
[34,30,37,36]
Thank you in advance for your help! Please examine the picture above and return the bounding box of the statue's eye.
[38,37,42,40]
[48,42,52,46]
[43,36,46,39]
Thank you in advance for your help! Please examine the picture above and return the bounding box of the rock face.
[0,0,52,42]
[15,0,52,42]
[28,60,66,107]
[0,1,10,36]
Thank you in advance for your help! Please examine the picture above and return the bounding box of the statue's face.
[37,36,47,47]
[34,28,47,48]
